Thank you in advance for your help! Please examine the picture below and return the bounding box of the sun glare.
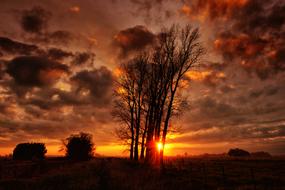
[157,142,163,152]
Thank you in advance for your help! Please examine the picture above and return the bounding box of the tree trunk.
[145,119,155,164]
[130,109,134,160]
[160,89,176,166]
[140,134,145,159]
[140,112,149,159]
[130,129,134,160]
[134,126,139,160]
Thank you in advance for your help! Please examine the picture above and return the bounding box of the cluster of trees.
[12,133,94,161]
[113,25,204,165]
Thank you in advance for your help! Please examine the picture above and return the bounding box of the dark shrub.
[228,148,250,157]
[251,151,272,158]
[13,143,47,160]
[63,132,95,161]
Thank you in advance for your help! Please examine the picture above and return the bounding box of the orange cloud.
[214,34,266,58]
[186,70,212,81]
[186,70,226,86]
[113,25,155,57]
[69,6,80,13]
[181,0,248,21]
[39,69,67,86]
[181,4,192,16]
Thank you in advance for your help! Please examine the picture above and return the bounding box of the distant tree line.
[113,25,204,165]
[228,148,271,158]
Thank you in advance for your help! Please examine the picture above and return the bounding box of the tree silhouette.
[114,25,204,166]
[13,143,47,160]
[113,55,148,160]
[228,148,250,157]
[63,132,95,161]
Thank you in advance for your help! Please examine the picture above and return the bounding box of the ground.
[0,156,284,190]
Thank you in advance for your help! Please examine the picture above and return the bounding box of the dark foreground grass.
[0,156,284,190]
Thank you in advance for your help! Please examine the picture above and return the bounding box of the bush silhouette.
[228,148,250,157]
[63,132,95,161]
[13,143,47,160]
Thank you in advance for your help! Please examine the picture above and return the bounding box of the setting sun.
[157,142,163,152]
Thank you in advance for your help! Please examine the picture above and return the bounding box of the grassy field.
[0,156,284,190]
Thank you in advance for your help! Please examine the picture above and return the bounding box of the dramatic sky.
[0,0,284,156]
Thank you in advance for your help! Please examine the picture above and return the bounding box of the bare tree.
[113,55,149,160]
[158,25,204,165]
[113,63,136,159]
[114,25,204,165]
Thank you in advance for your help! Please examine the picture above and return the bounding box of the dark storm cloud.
[193,96,237,119]
[0,36,74,61]
[7,56,68,87]
[20,6,51,34]
[113,25,155,57]
[0,37,41,55]
[72,52,95,65]
[19,88,84,112]
[23,94,62,111]
[19,6,75,45]
[233,0,285,33]
[47,48,73,61]
[183,0,285,79]
[71,67,114,106]
[14,66,114,115]
[47,30,74,45]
